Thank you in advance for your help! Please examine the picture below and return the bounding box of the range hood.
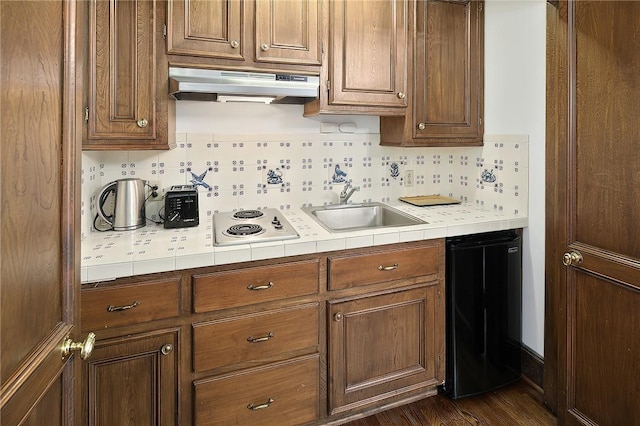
[169,67,319,104]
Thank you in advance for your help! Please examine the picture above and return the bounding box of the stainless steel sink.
[302,202,426,232]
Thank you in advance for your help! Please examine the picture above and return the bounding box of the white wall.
[484,0,546,356]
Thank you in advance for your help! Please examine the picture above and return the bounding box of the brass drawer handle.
[247,398,274,411]
[247,282,273,291]
[136,118,148,128]
[247,332,274,343]
[378,263,398,271]
[106,300,141,312]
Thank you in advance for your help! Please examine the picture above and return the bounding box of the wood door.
[1,1,82,424]
[546,1,640,424]
[255,0,321,65]
[83,330,179,425]
[327,286,444,415]
[412,0,484,145]
[86,0,174,149]
[167,0,244,60]
[328,0,408,108]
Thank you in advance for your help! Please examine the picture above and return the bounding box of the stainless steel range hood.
[169,67,319,103]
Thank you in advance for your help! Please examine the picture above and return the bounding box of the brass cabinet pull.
[247,332,274,343]
[136,118,148,128]
[161,344,173,355]
[562,250,583,266]
[247,398,274,411]
[334,312,343,322]
[62,332,96,360]
[417,122,426,130]
[247,282,273,291]
[397,91,406,99]
[107,300,141,312]
[261,43,270,51]
[230,40,239,48]
[378,263,398,271]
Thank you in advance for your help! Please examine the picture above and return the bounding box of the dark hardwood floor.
[343,380,556,426]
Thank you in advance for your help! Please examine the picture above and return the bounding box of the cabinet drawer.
[194,354,320,426]
[193,259,319,313]
[328,244,440,290]
[193,303,319,372]
[81,278,181,330]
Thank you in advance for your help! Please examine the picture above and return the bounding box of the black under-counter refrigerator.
[442,230,522,399]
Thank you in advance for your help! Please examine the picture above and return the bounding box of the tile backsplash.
[81,133,528,239]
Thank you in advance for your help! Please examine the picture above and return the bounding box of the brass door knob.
[62,332,96,360]
[562,250,583,266]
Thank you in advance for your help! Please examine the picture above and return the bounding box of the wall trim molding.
[521,344,544,391]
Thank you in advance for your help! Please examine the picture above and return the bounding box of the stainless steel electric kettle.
[95,178,147,231]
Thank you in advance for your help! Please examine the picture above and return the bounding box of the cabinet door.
[167,0,244,60]
[83,329,179,426]
[328,0,407,108]
[327,285,444,414]
[413,0,484,144]
[255,0,321,65]
[88,0,154,142]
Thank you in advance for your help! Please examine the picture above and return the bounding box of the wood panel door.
[255,0,321,65]
[1,1,82,424]
[379,0,484,147]
[546,1,640,424]
[412,0,483,144]
[83,330,179,425]
[327,286,444,415]
[85,0,174,150]
[328,0,408,109]
[167,0,244,60]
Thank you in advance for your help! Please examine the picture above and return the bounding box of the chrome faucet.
[339,182,359,204]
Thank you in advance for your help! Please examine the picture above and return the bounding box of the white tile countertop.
[81,202,528,284]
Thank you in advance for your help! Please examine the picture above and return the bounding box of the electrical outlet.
[404,170,414,187]
[147,181,161,198]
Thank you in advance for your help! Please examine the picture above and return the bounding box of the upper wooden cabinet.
[380,0,484,146]
[167,0,322,70]
[83,0,175,150]
[304,0,408,116]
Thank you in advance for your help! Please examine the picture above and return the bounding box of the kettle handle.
[96,181,117,226]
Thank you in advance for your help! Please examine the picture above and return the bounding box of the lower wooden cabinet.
[81,240,446,424]
[83,329,179,426]
[327,285,444,414]
[193,354,320,426]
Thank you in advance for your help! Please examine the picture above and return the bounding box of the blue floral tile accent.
[390,162,400,179]
[266,168,284,185]
[481,169,497,183]
[188,167,213,190]
[331,163,349,184]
